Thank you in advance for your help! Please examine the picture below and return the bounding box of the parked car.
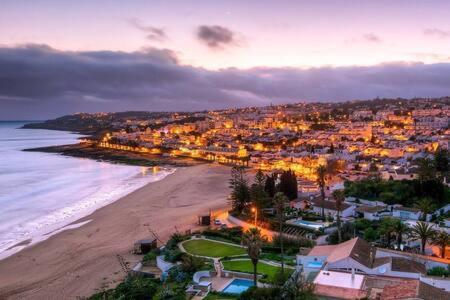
[214,219,222,225]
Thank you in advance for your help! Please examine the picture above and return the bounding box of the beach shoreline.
[0,164,231,299]
[0,167,176,262]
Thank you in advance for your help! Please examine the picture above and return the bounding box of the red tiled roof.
[311,199,351,211]
[314,284,367,299]
[380,280,419,300]
[418,281,450,300]
[312,237,375,268]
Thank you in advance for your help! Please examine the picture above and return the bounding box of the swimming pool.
[288,219,325,230]
[222,278,254,294]
[306,261,323,268]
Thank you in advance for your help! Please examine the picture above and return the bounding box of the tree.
[180,255,205,273]
[434,148,449,181]
[410,221,436,255]
[363,227,378,242]
[250,170,270,209]
[332,189,345,243]
[264,174,276,198]
[418,158,436,182]
[393,219,409,250]
[274,192,288,275]
[316,165,327,219]
[281,270,317,300]
[242,228,264,286]
[414,198,436,221]
[277,170,298,200]
[328,222,355,244]
[229,166,250,214]
[379,217,396,248]
[431,231,450,259]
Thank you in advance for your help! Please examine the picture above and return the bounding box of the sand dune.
[0,164,231,299]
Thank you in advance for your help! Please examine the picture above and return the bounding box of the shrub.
[202,227,244,244]
[89,277,159,300]
[270,269,292,287]
[168,266,189,283]
[180,254,214,273]
[206,291,239,299]
[327,222,355,245]
[165,233,188,250]
[164,248,183,263]
[427,266,450,277]
[239,286,281,300]
[143,251,158,263]
[363,227,378,242]
[354,219,376,231]
[272,234,315,249]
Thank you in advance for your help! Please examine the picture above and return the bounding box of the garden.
[182,239,246,257]
[221,259,294,281]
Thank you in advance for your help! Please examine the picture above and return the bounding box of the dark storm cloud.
[196,25,238,49]
[128,19,167,42]
[423,28,450,39]
[2,44,450,120]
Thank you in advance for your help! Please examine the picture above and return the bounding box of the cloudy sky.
[1,0,450,119]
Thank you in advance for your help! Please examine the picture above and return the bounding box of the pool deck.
[211,277,234,291]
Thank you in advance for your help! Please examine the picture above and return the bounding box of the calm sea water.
[0,122,174,259]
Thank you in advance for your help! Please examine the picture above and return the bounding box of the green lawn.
[221,259,294,280]
[182,239,246,257]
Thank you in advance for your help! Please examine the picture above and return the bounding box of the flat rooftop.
[314,270,365,290]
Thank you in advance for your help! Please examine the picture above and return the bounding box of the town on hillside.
[39,97,449,299]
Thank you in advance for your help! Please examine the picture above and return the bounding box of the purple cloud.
[128,18,167,42]
[196,25,239,49]
[2,44,450,120]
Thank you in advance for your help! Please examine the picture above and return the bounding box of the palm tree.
[414,198,435,221]
[274,192,288,276]
[393,219,409,250]
[332,189,345,243]
[242,227,264,286]
[410,221,436,255]
[379,217,396,248]
[316,165,327,219]
[431,231,450,259]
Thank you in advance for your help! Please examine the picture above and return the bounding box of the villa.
[297,237,427,279]
[355,205,388,221]
[310,198,356,218]
[392,206,423,221]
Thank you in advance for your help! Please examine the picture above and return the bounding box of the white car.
[214,219,222,225]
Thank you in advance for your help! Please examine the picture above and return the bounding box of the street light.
[251,207,258,228]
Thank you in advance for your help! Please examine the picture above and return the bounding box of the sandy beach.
[0,164,231,300]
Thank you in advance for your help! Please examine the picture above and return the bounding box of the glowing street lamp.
[251,207,258,228]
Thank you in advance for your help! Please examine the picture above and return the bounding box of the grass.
[221,259,294,280]
[182,239,246,258]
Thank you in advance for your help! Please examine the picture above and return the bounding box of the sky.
[1,0,450,119]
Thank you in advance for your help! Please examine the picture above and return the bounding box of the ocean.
[0,121,174,259]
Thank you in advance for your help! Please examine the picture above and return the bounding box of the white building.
[297,237,427,279]
[392,206,422,221]
[310,199,356,218]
